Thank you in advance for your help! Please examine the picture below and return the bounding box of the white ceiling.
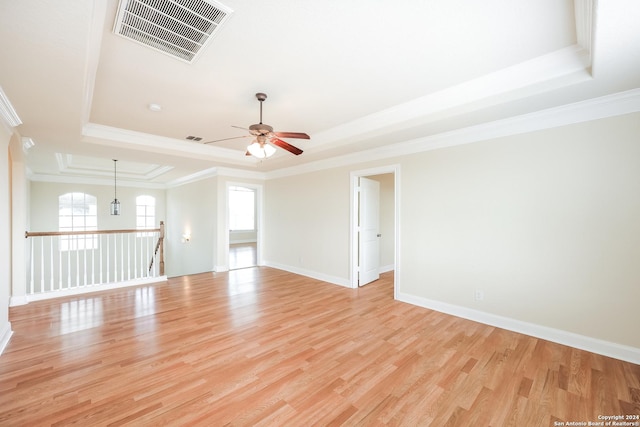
[1,0,639,186]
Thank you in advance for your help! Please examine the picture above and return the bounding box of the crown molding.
[81,42,594,176]
[0,85,22,128]
[45,88,639,186]
[307,44,592,156]
[82,123,260,167]
[81,1,108,126]
[165,166,266,188]
[28,160,265,189]
[29,89,639,187]
[266,88,640,180]
[54,153,173,180]
[306,1,597,154]
[575,0,595,69]
[28,172,166,189]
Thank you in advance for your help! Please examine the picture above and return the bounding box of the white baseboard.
[9,295,29,307]
[214,265,229,273]
[0,322,13,356]
[15,276,168,304]
[263,261,351,288]
[379,264,395,274]
[397,292,640,365]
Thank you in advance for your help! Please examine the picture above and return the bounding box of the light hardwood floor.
[1,268,639,426]
[229,243,257,270]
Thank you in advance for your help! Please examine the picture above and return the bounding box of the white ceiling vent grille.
[113,0,233,63]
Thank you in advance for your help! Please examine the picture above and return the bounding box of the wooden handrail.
[26,227,162,238]
[26,222,165,280]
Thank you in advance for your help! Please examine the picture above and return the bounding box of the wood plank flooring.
[1,268,639,426]
[229,243,257,270]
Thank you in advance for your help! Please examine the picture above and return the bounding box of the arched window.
[136,195,156,231]
[59,192,97,250]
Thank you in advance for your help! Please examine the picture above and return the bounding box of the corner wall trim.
[0,322,13,356]
[263,261,351,288]
[397,292,640,365]
[9,295,29,307]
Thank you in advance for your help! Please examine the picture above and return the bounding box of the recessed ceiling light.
[148,103,162,112]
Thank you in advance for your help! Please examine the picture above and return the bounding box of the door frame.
[224,181,264,270]
[350,164,400,298]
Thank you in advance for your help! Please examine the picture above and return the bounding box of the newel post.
[159,221,165,276]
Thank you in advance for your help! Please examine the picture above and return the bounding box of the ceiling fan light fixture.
[203,92,309,156]
[247,142,276,159]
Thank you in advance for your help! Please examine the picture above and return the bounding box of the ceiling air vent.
[113,0,233,63]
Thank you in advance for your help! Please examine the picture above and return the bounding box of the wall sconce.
[182,232,191,243]
[21,137,35,153]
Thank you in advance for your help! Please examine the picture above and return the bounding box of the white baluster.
[106,234,110,284]
[58,236,62,290]
[49,236,54,292]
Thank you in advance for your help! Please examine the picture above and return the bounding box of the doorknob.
[377,234,381,237]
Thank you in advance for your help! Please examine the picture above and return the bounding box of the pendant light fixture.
[110,159,121,215]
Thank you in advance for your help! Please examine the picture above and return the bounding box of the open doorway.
[350,165,399,297]
[227,184,261,270]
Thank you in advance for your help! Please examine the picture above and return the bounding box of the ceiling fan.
[204,93,310,158]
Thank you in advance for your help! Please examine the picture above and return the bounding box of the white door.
[358,177,380,286]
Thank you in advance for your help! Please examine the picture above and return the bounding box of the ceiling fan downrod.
[256,92,267,124]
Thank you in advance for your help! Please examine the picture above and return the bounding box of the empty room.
[1,0,639,425]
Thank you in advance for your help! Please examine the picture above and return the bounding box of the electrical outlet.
[474,290,484,301]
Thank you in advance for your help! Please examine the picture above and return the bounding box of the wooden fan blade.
[202,135,250,144]
[271,137,303,155]
[274,131,310,140]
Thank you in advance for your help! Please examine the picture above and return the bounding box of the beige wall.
[264,168,351,282]
[165,175,264,275]
[29,182,166,232]
[402,113,640,348]
[165,177,217,277]
[264,113,640,350]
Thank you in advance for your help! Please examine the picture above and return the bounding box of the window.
[228,186,255,231]
[59,192,97,250]
[136,195,156,233]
